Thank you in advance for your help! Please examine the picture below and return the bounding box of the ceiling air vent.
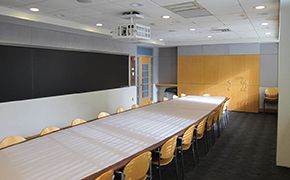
[211,27,231,32]
[163,1,212,18]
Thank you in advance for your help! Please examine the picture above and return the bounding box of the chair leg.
[174,150,179,180]
[178,149,185,180]
[158,166,162,180]
[194,139,199,164]
[191,143,196,167]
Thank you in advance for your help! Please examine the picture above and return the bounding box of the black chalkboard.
[0,45,129,103]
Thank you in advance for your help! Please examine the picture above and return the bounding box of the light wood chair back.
[265,87,278,98]
[0,136,26,149]
[160,135,178,159]
[71,118,87,126]
[206,112,215,131]
[131,104,138,109]
[97,112,110,118]
[116,107,125,113]
[203,93,211,96]
[95,170,114,180]
[182,125,195,149]
[123,151,152,180]
[180,93,186,97]
[40,126,60,136]
[197,117,207,139]
[163,97,169,101]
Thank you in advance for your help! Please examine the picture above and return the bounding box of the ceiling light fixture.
[162,15,171,19]
[261,22,269,26]
[265,32,271,35]
[29,8,39,12]
[255,5,265,10]
[189,28,196,31]
[130,3,143,7]
[208,35,212,38]
[159,38,164,41]
[96,23,103,27]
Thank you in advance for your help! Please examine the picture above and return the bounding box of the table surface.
[0,96,226,180]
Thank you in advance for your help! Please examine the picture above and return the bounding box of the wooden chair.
[71,118,87,126]
[97,112,110,118]
[180,93,186,97]
[163,97,169,101]
[0,136,26,149]
[116,107,125,113]
[131,104,138,109]
[205,112,215,150]
[95,170,114,180]
[40,126,60,136]
[152,135,178,180]
[263,87,278,112]
[177,125,196,179]
[202,93,211,96]
[193,117,207,163]
[119,151,152,180]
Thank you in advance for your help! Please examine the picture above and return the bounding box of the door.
[139,56,151,106]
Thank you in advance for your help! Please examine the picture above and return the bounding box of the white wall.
[0,87,136,140]
[277,0,290,168]
[0,20,137,139]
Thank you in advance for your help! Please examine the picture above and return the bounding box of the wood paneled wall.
[178,55,260,112]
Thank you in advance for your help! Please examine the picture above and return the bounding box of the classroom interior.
[0,0,290,180]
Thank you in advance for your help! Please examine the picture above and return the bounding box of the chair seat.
[152,156,174,166]
[264,97,278,103]
[182,143,192,151]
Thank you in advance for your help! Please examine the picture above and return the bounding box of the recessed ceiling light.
[162,15,171,19]
[208,35,212,38]
[265,32,271,35]
[130,3,143,7]
[189,28,196,31]
[76,0,92,3]
[261,22,269,26]
[159,39,164,41]
[96,23,103,27]
[255,5,265,10]
[29,8,39,12]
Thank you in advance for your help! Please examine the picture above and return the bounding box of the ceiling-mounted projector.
[112,11,151,41]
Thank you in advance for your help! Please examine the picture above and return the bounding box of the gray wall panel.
[202,44,230,55]
[229,43,260,54]
[158,47,177,83]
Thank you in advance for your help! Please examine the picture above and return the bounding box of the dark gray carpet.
[159,112,290,180]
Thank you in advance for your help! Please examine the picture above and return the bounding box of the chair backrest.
[265,87,278,98]
[97,112,110,118]
[0,136,26,149]
[197,117,207,138]
[160,135,178,159]
[123,151,152,180]
[163,97,169,101]
[203,93,211,96]
[131,104,138,109]
[95,170,113,180]
[180,93,186,97]
[182,125,195,146]
[40,126,60,136]
[214,107,221,123]
[206,112,215,130]
[71,118,87,126]
[173,95,178,99]
[116,107,125,113]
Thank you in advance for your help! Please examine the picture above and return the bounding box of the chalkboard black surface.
[0,45,129,103]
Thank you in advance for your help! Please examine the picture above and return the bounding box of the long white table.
[0,96,226,180]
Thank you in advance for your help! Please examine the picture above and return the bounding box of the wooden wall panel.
[178,55,260,112]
